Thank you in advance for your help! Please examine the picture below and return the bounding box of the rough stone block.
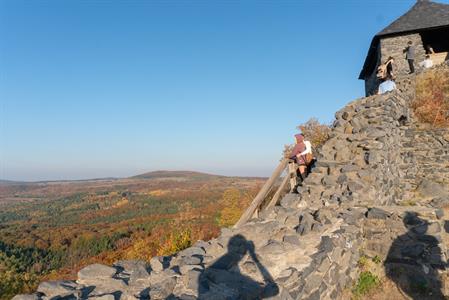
[150,256,165,272]
[11,295,40,300]
[114,260,150,275]
[78,264,117,281]
[282,234,302,246]
[303,273,322,294]
[366,207,390,219]
[37,280,79,298]
[182,269,202,292]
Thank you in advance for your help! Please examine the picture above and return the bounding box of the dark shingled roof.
[359,0,449,79]
[378,0,449,36]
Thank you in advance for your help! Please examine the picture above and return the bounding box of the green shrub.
[372,255,382,264]
[353,271,380,297]
[357,255,369,268]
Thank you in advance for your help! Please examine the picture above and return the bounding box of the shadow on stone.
[385,212,446,299]
[197,234,279,299]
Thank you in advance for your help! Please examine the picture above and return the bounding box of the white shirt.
[419,59,433,69]
[378,80,396,94]
[299,141,312,156]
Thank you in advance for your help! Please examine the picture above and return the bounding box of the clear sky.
[1,0,446,181]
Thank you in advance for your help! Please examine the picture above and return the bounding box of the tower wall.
[379,33,426,77]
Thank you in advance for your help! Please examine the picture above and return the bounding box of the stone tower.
[359,0,449,96]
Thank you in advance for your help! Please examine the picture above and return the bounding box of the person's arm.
[299,141,312,156]
[289,145,299,160]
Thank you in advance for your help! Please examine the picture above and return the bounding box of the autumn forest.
[0,171,265,299]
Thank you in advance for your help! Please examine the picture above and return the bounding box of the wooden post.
[252,208,259,219]
[234,158,288,228]
[266,174,289,209]
[288,161,298,192]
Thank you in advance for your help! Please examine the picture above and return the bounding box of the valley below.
[0,171,265,298]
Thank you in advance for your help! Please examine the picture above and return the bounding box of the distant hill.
[0,178,119,185]
[0,171,264,186]
[0,179,24,185]
[131,170,224,180]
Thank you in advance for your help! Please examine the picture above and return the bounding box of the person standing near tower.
[404,41,415,73]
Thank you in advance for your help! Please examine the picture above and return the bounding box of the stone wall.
[298,71,448,209]
[399,126,449,204]
[361,205,449,298]
[294,90,413,208]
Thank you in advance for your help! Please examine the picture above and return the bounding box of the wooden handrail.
[234,158,289,228]
[266,174,289,209]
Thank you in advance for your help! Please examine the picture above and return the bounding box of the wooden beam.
[266,174,289,209]
[234,158,288,228]
[288,162,298,192]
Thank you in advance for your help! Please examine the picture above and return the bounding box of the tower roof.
[377,0,449,37]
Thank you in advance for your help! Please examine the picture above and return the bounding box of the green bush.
[353,271,380,297]
[0,241,63,300]
[372,255,382,264]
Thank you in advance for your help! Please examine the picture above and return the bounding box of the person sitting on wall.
[378,76,396,95]
[403,41,415,74]
[289,133,313,184]
[419,54,433,69]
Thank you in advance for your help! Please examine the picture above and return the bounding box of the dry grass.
[412,68,449,127]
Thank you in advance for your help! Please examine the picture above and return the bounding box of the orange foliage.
[296,118,331,149]
[0,174,262,296]
[157,228,192,256]
[412,68,449,127]
[125,238,157,261]
[218,188,254,227]
[218,189,243,227]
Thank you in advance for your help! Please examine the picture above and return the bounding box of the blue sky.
[1,0,446,181]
